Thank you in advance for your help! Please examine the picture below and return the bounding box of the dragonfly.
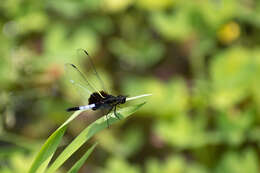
[66,49,151,127]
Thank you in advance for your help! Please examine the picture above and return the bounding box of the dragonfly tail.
[67,107,80,112]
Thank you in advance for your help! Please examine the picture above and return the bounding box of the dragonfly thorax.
[89,91,126,110]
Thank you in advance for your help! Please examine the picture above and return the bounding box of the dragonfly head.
[117,95,126,104]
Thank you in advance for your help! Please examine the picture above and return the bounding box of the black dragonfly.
[65,49,150,127]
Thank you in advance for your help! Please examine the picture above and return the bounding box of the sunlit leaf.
[28,110,83,173]
[46,102,145,173]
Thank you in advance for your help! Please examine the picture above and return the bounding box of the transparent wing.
[65,63,95,103]
[76,49,107,93]
[65,49,107,104]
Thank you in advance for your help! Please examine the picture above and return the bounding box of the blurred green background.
[1,0,260,172]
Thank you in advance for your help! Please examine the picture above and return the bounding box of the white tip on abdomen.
[79,104,96,110]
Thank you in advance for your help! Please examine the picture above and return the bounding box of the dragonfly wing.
[65,63,95,103]
[65,49,108,105]
[77,49,108,93]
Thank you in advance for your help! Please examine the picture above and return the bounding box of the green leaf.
[28,110,83,173]
[102,157,141,173]
[68,142,98,173]
[145,155,208,173]
[215,149,259,173]
[46,102,145,173]
[150,9,193,41]
[28,126,66,173]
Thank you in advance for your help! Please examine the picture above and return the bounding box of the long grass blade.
[46,102,146,173]
[67,142,98,173]
[28,110,83,173]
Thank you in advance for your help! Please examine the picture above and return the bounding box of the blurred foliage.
[1,0,260,172]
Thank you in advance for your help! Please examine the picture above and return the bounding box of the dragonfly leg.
[106,107,113,128]
[114,105,121,120]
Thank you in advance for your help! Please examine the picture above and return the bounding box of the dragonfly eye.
[119,96,126,104]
